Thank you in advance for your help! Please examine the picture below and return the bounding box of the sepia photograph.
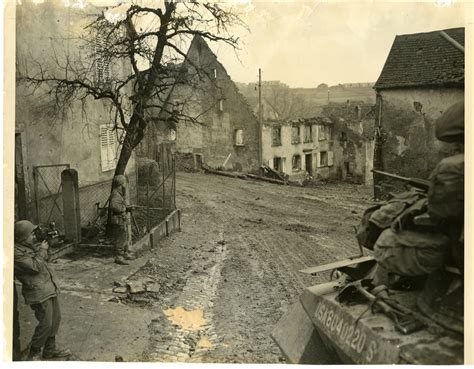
[4,0,469,364]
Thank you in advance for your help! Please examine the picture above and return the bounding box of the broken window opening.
[272,126,282,146]
[319,151,328,167]
[273,157,283,172]
[292,154,302,171]
[304,124,313,143]
[291,125,301,144]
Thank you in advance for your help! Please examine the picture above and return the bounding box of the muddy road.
[127,172,373,363]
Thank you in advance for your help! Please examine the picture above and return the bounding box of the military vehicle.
[272,101,464,365]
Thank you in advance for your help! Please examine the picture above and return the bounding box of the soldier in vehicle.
[14,220,71,361]
[109,175,135,265]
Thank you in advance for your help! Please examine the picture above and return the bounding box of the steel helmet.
[14,220,37,242]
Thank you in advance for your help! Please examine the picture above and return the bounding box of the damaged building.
[142,36,260,173]
[261,101,375,185]
[373,27,464,195]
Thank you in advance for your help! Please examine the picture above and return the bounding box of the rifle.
[372,169,430,191]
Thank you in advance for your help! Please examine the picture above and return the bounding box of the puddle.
[197,336,213,349]
[164,306,206,331]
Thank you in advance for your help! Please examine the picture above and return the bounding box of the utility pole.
[258,68,263,170]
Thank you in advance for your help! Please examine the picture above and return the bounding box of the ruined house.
[322,102,376,185]
[143,36,260,173]
[15,1,137,231]
[261,101,375,184]
[261,117,335,182]
[373,27,464,194]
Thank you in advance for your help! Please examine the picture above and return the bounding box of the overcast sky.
[209,1,467,88]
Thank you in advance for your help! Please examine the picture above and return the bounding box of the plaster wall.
[377,87,463,179]
[262,123,336,180]
[16,0,136,221]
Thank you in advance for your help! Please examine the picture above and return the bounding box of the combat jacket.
[14,242,59,305]
[109,187,127,226]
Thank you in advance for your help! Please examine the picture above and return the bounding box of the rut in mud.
[118,172,373,362]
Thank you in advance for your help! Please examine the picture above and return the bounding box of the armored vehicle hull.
[272,276,463,364]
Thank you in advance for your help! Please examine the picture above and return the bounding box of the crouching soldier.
[109,175,135,265]
[14,220,71,361]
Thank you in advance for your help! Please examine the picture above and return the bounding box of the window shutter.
[316,152,322,167]
[100,124,116,172]
[328,151,334,166]
[235,129,244,145]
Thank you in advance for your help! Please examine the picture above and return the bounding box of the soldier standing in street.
[14,220,71,361]
[109,175,135,265]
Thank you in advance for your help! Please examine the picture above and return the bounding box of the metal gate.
[33,164,70,232]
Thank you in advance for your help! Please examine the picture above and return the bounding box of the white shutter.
[100,124,116,172]
[316,152,322,167]
[328,151,334,166]
[235,129,244,145]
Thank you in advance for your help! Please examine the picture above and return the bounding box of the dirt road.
[131,172,373,363]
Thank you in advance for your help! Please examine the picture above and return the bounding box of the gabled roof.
[374,27,464,90]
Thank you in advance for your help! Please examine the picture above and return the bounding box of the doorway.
[305,153,313,175]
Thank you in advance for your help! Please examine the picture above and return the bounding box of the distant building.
[373,27,464,194]
[262,117,334,182]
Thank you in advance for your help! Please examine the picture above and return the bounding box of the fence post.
[173,154,176,209]
[61,169,82,243]
[161,144,166,209]
[147,165,150,232]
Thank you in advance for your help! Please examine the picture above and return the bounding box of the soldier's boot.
[43,337,72,360]
[123,251,136,261]
[26,346,43,361]
[115,255,129,265]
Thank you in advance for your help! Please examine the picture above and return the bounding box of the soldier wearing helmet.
[14,220,71,360]
[109,175,135,265]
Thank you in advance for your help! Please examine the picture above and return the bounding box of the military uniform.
[109,175,134,265]
[14,220,70,360]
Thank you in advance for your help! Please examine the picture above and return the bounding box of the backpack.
[374,228,449,277]
[356,190,424,250]
[428,154,464,221]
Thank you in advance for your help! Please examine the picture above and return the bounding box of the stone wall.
[374,87,463,194]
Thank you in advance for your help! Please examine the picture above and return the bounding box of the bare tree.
[17,0,245,176]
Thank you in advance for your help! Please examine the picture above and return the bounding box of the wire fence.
[132,143,176,240]
[33,164,70,232]
[78,180,112,228]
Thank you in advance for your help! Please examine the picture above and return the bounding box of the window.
[100,124,117,172]
[317,150,334,168]
[272,126,282,146]
[219,99,224,112]
[318,125,326,141]
[319,151,328,167]
[94,33,111,86]
[213,68,217,79]
[273,157,283,172]
[291,125,300,144]
[292,155,302,171]
[235,129,244,146]
[304,124,313,143]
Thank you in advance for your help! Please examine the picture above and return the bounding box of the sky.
[209,0,467,87]
[28,0,468,88]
